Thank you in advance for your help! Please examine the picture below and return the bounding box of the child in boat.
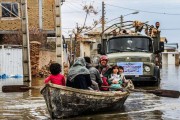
[118,66,129,87]
[44,63,65,86]
[108,65,123,91]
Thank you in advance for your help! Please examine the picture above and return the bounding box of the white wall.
[0,46,23,77]
[80,42,90,57]
[162,53,168,65]
[162,52,178,65]
[168,53,175,64]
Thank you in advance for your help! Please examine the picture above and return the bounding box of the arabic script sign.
[117,62,143,75]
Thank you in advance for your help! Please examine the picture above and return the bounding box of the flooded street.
[0,65,180,120]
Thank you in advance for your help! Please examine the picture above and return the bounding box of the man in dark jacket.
[84,56,102,90]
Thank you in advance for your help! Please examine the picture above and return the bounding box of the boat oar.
[101,86,180,98]
[2,85,40,93]
[128,88,180,98]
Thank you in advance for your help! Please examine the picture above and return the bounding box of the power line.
[68,2,83,11]
[62,3,83,13]
[106,3,180,15]
[62,27,74,29]
[64,3,83,12]
[62,11,83,13]
[65,0,84,2]
[62,1,101,14]
[161,28,180,30]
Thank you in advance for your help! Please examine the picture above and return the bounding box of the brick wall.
[27,0,39,28]
[0,0,55,31]
[0,0,21,30]
[43,0,55,30]
[30,41,41,76]
[39,50,56,69]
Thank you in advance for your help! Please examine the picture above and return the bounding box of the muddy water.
[0,65,180,120]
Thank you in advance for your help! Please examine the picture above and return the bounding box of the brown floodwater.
[0,65,180,120]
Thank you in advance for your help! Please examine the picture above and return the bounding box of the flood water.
[0,65,180,120]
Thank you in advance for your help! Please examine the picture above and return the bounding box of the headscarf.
[67,57,90,82]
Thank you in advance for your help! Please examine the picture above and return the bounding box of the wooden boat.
[40,82,134,119]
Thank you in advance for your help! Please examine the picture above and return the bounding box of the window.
[1,3,19,17]
[107,37,151,53]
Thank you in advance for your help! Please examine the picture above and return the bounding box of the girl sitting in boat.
[44,63,66,86]
[119,66,129,87]
[107,65,124,91]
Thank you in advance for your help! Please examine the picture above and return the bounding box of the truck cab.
[97,21,164,85]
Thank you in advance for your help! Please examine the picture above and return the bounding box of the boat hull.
[41,84,130,119]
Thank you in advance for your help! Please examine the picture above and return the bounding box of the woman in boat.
[107,65,124,91]
[84,56,102,90]
[44,63,66,86]
[66,57,92,90]
[96,55,111,91]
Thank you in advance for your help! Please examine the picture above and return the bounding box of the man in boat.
[66,57,92,90]
[84,56,103,90]
[96,55,111,91]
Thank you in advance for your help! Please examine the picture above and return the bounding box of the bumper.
[126,75,158,82]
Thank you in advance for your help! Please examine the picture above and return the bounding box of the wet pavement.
[0,65,180,120]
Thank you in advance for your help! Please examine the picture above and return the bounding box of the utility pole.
[55,0,64,73]
[38,0,43,30]
[21,0,31,82]
[120,15,123,27]
[102,1,105,35]
[120,11,139,28]
[73,23,79,62]
[101,1,105,54]
[69,34,72,66]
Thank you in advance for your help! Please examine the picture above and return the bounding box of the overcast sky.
[61,0,180,48]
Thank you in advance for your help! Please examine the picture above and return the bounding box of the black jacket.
[66,74,92,89]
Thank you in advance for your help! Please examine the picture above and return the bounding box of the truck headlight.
[144,66,150,72]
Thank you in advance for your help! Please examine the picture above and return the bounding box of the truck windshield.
[107,37,151,53]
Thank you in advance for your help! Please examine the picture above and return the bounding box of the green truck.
[97,21,164,85]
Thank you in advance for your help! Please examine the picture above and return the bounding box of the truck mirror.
[159,42,164,52]
[97,44,102,54]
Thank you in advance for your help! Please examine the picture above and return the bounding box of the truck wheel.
[154,67,160,86]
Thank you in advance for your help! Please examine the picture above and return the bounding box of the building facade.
[0,0,55,36]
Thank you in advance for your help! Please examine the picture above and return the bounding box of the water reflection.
[0,78,49,120]
[0,65,180,120]
[161,65,180,91]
